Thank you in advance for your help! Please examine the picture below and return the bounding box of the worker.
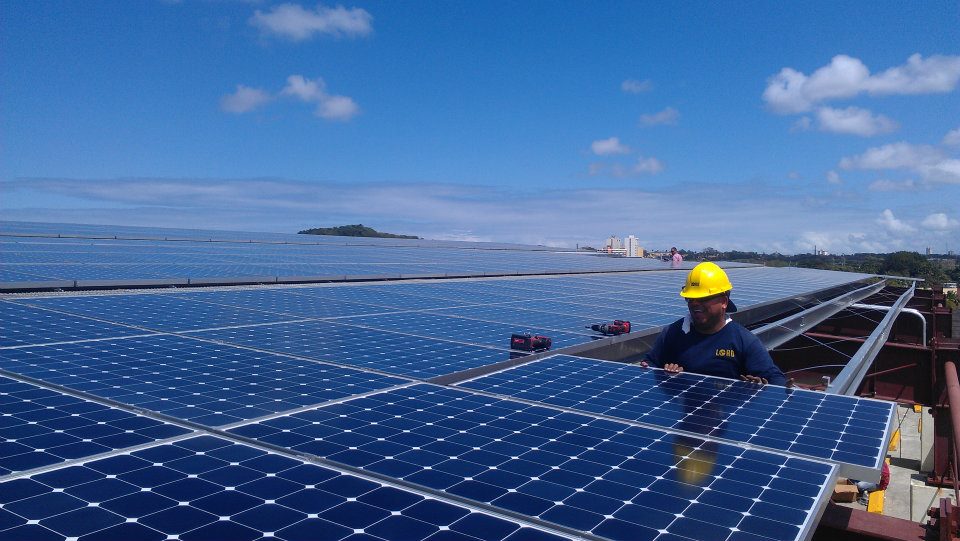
[640,262,787,386]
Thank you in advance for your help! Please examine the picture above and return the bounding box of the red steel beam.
[814,502,927,541]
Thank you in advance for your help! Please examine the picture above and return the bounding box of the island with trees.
[298,224,420,239]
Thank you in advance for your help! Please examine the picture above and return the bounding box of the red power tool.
[510,333,552,352]
[587,320,631,336]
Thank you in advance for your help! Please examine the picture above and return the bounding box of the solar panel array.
[0,220,553,250]
[0,223,891,540]
[1,222,721,290]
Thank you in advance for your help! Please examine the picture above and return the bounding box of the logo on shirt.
[715,348,736,358]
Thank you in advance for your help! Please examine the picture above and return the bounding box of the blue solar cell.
[425,303,667,337]
[0,436,575,541]
[335,311,590,350]
[17,294,294,332]
[458,354,895,480]
[100,490,179,518]
[0,377,191,475]
[228,384,836,540]
[292,285,471,310]
[0,336,409,426]
[0,301,146,347]
[177,288,417,318]
[190,320,514,379]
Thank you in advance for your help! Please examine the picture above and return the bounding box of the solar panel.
[297,282,524,310]
[188,320,518,380]
[0,301,149,347]
[426,304,667,336]
[0,376,191,475]
[14,295,296,332]
[332,312,591,351]
[182,287,467,316]
[0,223,891,539]
[0,336,409,426]
[229,384,837,541]
[456,355,896,480]
[0,435,568,541]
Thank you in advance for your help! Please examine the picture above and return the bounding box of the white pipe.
[851,303,927,344]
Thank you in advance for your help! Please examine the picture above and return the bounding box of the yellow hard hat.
[680,262,733,299]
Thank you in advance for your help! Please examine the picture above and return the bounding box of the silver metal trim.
[753,280,887,350]
[828,282,915,396]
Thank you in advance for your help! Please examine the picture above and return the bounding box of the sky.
[2,1,959,254]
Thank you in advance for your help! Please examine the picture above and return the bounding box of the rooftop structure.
[0,222,956,541]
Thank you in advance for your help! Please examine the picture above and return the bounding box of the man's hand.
[740,375,767,385]
[638,361,682,375]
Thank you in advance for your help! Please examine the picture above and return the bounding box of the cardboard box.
[832,482,859,502]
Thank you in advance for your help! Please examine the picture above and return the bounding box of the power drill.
[510,333,552,352]
[587,320,631,336]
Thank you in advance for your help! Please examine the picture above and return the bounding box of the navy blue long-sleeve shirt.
[642,317,787,386]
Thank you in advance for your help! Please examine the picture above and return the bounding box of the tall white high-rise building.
[625,235,644,257]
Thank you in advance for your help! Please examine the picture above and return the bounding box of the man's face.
[686,293,728,333]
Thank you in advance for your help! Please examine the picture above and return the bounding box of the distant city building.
[624,235,644,257]
[602,235,643,257]
[944,282,958,296]
[605,235,622,252]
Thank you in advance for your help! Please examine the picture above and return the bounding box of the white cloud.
[926,159,960,184]
[222,75,359,121]
[826,170,841,184]
[877,209,916,234]
[632,156,664,175]
[763,54,960,114]
[840,143,960,185]
[589,154,664,177]
[621,79,652,93]
[281,74,325,101]
[590,137,630,155]
[868,178,917,192]
[839,142,942,170]
[250,3,373,41]
[865,54,960,95]
[316,95,360,121]
[816,106,897,136]
[787,171,801,180]
[281,75,360,121]
[220,85,272,113]
[921,213,959,230]
[944,127,960,147]
[639,107,679,126]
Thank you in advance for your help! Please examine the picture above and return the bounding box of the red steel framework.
[772,286,960,540]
